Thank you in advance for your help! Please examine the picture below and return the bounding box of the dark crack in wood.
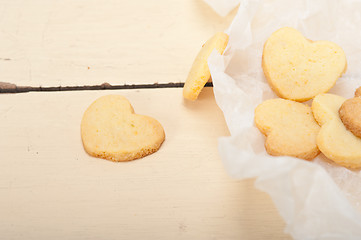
[0,82,213,94]
[0,82,17,90]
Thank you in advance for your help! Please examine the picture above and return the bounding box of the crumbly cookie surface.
[262,27,347,102]
[183,32,229,101]
[355,86,361,97]
[312,93,361,169]
[81,95,165,162]
[339,87,361,138]
[254,98,320,160]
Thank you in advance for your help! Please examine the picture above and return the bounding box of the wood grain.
[0,0,236,87]
[0,88,290,239]
[0,0,291,239]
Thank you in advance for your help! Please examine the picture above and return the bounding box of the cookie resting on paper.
[262,27,347,102]
[312,93,361,169]
[339,87,361,138]
[254,98,320,160]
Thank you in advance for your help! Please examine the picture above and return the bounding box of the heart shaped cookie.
[339,87,361,138]
[81,95,165,162]
[262,27,347,102]
[312,93,361,169]
[254,98,320,160]
[183,32,229,101]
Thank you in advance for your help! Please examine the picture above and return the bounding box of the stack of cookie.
[255,27,361,169]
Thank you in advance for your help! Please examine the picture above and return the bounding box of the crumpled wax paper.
[204,0,361,239]
[203,0,241,17]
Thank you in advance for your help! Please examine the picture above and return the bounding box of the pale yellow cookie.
[312,93,361,169]
[183,32,229,101]
[81,95,165,162]
[262,27,347,102]
[254,98,320,160]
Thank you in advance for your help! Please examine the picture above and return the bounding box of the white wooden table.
[0,1,291,239]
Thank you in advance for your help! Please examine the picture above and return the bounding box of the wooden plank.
[0,0,236,87]
[0,88,290,239]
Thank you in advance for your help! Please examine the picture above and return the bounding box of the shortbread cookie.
[183,32,229,101]
[339,87,361,138]
[262,27,347,102]
[254,98,320,160]
[312,93,361,169]
[355,86,361,97]
[81,95,165,162]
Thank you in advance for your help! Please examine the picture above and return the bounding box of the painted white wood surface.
[0,88,290,239]
[0,0,236,87]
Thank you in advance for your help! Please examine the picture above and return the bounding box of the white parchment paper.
[205,0,361,239]
[203,0,241,17]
